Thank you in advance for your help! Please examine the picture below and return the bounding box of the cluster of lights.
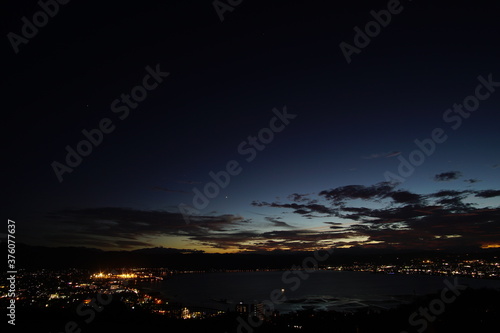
[91,272,137,279]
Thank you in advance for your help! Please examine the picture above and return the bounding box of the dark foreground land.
[10,288,500,333]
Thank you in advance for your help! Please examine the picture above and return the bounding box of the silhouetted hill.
[4,243,500,269]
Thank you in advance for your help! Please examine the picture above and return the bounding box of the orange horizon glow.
[481,244,500,249]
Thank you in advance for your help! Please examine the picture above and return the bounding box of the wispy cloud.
[265,217,293,228]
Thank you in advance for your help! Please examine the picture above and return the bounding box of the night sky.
[3,0,499,253]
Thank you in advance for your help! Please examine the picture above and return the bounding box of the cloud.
[287,193,313,202]
[385,190,422,204]
[434,171,462,181]
[189,228,352,252]
[265,217,293,228]
[43,233,154,249]
[40,180,500,252]
[464,179,480,184]
[385,151,402,158]
[475,190,500,198]
[324,222,342,225]
[324,222,346,230]
[225,180,500,250]
[338,199,500,251]
[42,207,346,252]
[319,182,398,205]
[253,182,500,251]
[429,190,470,198]
[251,201,334,216]
[43,208,249,249]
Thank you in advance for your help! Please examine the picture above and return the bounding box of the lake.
[139,270,500,313]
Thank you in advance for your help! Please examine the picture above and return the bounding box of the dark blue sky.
[3,0,499,253]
